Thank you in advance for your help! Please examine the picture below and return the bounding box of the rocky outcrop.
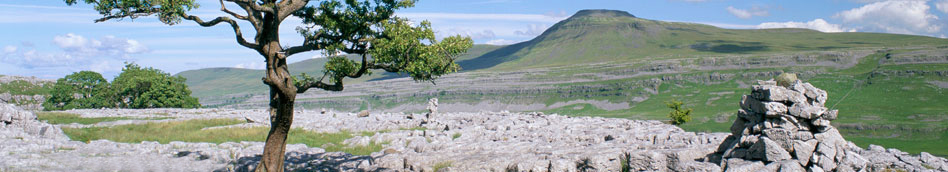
[0,93,46,110]
[714,80,948,172]
[0,103,66,139]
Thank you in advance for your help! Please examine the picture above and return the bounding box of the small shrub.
[575,157,595,172]
[505,163,519,172]
[620,152,632,172]
[665,100,692,125]
[452,133,461,140]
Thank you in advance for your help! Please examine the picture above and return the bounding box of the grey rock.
[628,151,669,171]
[817,154,836,171]
[724,158,765,172]
[749,137,792,162]
[920,152,948,170]
[810,118,831,128]
[792,131,814,141]
[822,110,838,121]
[762,129,793,151]
[801,83,828,106]
[815,142,838,161]
[740,95,788,116]
[752,85,793,102]
[808,165,825,172]
[839,151,868,171]
[793,140,818,166]
[730,118,747,136]
[788,103,825,119]
[777,160,805,172]
[426,98,438,115]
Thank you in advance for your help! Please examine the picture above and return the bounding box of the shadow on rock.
[220,152,390,172]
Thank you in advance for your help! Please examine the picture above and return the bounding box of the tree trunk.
[254,39,297,172]
[255,86,295,172]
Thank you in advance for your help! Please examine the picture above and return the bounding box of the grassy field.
[36,112,172,125]
[534,56,948,156]
[61,118,384,155]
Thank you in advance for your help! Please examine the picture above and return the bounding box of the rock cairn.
[717,79,857,171]
[715,79,948,172]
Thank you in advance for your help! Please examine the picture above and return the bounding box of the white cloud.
[835,0,941,35]
[1,34,147,73]
[53,33,149,59]
[441,28,496,40]
[485,39,520,45]
[936,0,948,14]
[2,45,15,53]
[234,61,265,69]
[514,24,549,37]
[398,12,567,23]
[757,19,855,32]
[726,6,769,19]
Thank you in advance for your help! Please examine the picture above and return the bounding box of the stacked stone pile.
[715,79,948,172]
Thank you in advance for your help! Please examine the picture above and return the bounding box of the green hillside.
[464,9,948,70]
[177,44,503,105]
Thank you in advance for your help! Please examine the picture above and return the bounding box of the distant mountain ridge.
[459,9,948,71]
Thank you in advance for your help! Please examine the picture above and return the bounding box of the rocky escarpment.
[714,80,948,172]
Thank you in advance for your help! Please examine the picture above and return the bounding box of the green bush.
[111,63,200,108]
[666,100,692,125]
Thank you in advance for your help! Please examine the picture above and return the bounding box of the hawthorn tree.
[42,71,114,110]
[112,63,200,108]
[63,0,472,171]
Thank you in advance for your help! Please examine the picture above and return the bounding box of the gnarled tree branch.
[181,14,259,49]
[219,0,248,20]
[93,8,160,23]
[295,80,342,93]
[224,0,275,14]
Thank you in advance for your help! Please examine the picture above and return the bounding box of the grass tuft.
[432,161,453,172]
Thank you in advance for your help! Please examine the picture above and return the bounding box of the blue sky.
[2,0,947,79]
